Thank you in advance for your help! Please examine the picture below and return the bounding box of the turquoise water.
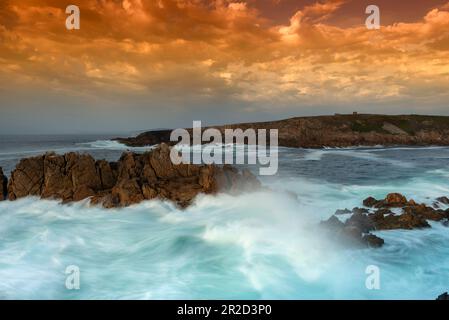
[0,137,449,299]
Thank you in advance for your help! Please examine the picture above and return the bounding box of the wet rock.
[345,212,375,233]
[362,234,384,248]
[0,167,7,201]
[373,212,430,230]
[6,144,261,208]
[363,196,379,208]
[321,215,345,230]
[321,215,384,248]
[436,196,449,205]
[402,204,447,221]
[384,193,408,207]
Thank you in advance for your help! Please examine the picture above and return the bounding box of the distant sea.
[0,134,449,299]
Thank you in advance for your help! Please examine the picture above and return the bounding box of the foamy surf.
[0,169,448,299]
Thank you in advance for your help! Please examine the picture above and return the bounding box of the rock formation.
[0,167,7,201]
[6,143,261,208]
[116,114,449,148]
[322,193,449,248]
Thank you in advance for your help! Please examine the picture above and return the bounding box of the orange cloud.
[0,0,449,121]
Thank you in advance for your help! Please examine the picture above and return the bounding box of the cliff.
[116,114,449,148]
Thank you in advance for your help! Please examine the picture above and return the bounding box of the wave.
[1,170,449,299]
[301,149,414,168]
[76,140,156,151]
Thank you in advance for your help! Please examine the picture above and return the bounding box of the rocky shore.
[2,143,449,252]
[321,193,449,248]
[116,114,449,148]
[0,143,260,208]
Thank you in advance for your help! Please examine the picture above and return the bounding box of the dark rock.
[373,212,430,230]
[436,292,449,300]
[7,143,261,208]
[345,212,375,233]
[352,207,369,214]
[362,234,385,248]
[335,208,351,215]
[363,196,379,208]
[321,215,384,248]
[320,215,345,230]
[402,204,446,221]
[0,167,7,201]
[436,196,449,205]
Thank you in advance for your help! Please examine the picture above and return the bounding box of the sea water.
[0,134,448,299]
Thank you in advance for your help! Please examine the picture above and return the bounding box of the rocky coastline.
[116,114,449,148]
[0,143,260,208]
[2,142,449,252]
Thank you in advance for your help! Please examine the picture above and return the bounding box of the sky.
[1,0,449,134]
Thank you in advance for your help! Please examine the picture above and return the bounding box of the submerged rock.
[0,167,7,201]
[6,143,261,208]
[320,215,384,248]
[362,234,384,248]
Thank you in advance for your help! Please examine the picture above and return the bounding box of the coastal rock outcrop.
[322,193,449,248]
[7,143,261,208]
[116,114,449,148]
[0,167,7,201]
[320,215,384,248]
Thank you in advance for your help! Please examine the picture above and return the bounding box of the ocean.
[0,134,448,299]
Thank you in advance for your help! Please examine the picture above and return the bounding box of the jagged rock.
[352,207,369,215]
[6,144,261,208]
[384,193,408,207]
[41,153,73,200]
[0,167,7,201]
[96,160,117,189]
[321,215,344,230]
[335,208,351,215]
[363,197,379,208]
[372,212,430,230]
[321,215,384,248]
[8,155,45,200]
[402,204,447,221]
[345,212,375,233]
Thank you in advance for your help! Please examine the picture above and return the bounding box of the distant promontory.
[116,114,449,148]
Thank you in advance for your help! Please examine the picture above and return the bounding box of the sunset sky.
[1,0,449,134]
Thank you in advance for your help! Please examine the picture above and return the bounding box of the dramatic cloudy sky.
[1,0,449,133]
